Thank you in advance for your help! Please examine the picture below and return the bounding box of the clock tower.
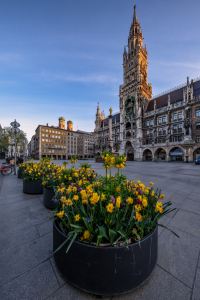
[119,5,152,160]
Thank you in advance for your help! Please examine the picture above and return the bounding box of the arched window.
[196,107,200,117]
[131,42,133,50]
[196,122,200,129]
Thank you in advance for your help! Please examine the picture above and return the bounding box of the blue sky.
[0,0,200,141]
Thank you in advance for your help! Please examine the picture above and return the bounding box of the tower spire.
[96,102,100,117]
[133,5,138,23]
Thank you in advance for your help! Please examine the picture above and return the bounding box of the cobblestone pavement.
[0,159,199,300]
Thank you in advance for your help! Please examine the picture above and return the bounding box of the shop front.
[169,148,184,162]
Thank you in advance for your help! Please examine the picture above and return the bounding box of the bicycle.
[0,165,12,175]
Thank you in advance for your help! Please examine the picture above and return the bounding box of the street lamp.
[10,120,20,175]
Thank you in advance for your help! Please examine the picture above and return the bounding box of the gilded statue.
[109,107,112,116]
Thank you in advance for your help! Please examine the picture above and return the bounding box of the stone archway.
[193,147,200,161]
[125,141,134,161]
[143,149,152,161]
[169,147,184,162]
[126,131,131,138]
[126,122,131,129]
[156,148,167,161]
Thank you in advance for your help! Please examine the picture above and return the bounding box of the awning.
[170,152,183,156]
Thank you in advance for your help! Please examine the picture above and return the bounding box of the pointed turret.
[133,5,138,23]
[96,102,100,117]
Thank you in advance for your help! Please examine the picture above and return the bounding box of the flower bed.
[53,153,177,248]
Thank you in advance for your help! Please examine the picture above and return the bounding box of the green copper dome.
[59,117,65,121]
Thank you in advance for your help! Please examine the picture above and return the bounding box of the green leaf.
[88,234,94,245]
[82,217,90,231]
[53,236,71,254]
[113,235,122,245]
[66,233,78,254]
[70,224,84,229]
[97,235,102,246]
[109,228,118,244]
[158,224,180,238]
[98,227,108,240]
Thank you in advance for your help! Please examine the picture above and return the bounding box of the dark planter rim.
[53,220,158,296]
[44,187,54,190]
[23,179,43,194]
[54,219,157,249]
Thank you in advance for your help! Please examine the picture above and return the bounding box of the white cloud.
[40,71,119,84]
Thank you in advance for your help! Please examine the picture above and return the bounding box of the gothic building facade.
[94,6,200,162]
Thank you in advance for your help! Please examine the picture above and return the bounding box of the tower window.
[196,107,200,117]
[178,112,182,119]
[196,122,200,129]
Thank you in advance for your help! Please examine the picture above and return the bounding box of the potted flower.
[52,154,178,296]
[18,163,28,179]
[42,163,61,209]
[23,162,45,194]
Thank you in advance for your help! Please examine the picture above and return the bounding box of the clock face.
[128,61,134,68]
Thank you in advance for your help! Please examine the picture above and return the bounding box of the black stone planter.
[53,221,158,296]
[18,169,23,179]
[43,187,56,209]
[23,179,43,194]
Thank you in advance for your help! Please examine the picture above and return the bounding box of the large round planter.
[43,187,56,209]
[18,169,23,179]
[53,221,158,296]
[23,179,43,194]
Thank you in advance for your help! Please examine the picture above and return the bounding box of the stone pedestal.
[108,115,114,152]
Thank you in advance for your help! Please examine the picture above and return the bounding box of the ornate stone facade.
[94,6,200,162]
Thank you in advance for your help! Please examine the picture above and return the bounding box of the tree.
[0,127,26,153]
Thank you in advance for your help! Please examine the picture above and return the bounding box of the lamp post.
[10,120,20,175]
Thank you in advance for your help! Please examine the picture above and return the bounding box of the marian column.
[108,107,113,152]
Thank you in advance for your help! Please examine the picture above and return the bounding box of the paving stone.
[198,253,200,268]
[113,265,191,300]
[169,209,200,239]
[0,260,59,300]
[0,190,23,200]
[169,193,187,204]
[0,209,51,235]
[37,219,53,236]
[0,232,53,287]
[29,201,50,213]
[0,197,41,213]
[182,199,200,215]
[0,226,39,254]
[0,207,30,222]
[157,226,200,288]
[0,196,27,206]
[50,257,67,286]
[23,193,43,200]
[46,282,102,300]
[186,192,200,202]
[192,267,200,300]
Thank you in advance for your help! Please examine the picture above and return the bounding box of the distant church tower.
[95,103,101,130]
[59,117,65,129]
[67,120,73,131]
[119,5,152,160]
